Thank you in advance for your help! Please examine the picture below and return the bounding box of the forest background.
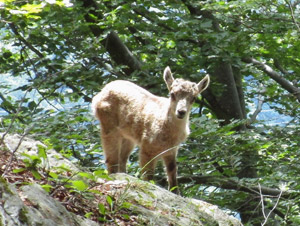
[0,0,299,225]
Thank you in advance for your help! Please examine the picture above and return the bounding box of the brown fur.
[92,67,210,194]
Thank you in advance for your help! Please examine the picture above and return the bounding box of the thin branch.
[286,0,300,33]
[181,0,221,31]
[132,8,174,32]
[2,126,34,177]
[259,183,267,220]
[273,59,289,75]
[170,175,291,198]
[291,0,300,7]
[8,23,44,58]
[260,183,283,226]
[92,57,127,77]
[243,57,300,102]
[251,95,264,122]
[0,90,30,145]
[20,48,62,111]
[248,84,266,125]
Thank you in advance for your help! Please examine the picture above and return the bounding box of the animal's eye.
[170,93,176,100]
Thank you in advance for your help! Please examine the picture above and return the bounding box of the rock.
[0,133,80,172]
[0,178,98,226]
[0,134,242,225]
[108,173,242,226]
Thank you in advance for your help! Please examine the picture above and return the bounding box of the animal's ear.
[163,66,174,91]
[197,74,210,93]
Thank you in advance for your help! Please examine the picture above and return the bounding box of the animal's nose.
[177,110,186,119]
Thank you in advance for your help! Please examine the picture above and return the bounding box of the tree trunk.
[203,61,246,125]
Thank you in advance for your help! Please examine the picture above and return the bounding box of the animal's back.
[93,80,167,113]
[92,80,169,144]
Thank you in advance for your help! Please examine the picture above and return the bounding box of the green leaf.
[261,143,272,149]
[41,184,53,193]
[78,172,94,180]
[98,203,106,215]
[13,168,26,173]
[49,172,58,179]
[88,189,103,195]
[93,169,110,180]
[121,202,132,209]
[21,153,41,164]
[31,170,42,180]
[226,131,235,136]
[170,186,178,192]
[21,3,43,18]
[122,214,130,220]
[106,195,113,209]
[166,40,176,48]
[71,180,88,191]
[37,145,47,159]
[84,212,93,218]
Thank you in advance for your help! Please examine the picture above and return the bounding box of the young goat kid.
[92,67,210,194]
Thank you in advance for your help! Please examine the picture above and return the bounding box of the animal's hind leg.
[119,139,135,173]
[101,131,122,174]
[97,106,122,174]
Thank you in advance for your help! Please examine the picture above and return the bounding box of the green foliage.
[179,117,300,222]
[96,183,133,223]
[0,0,299,225]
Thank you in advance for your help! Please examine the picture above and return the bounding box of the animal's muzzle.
[176,110,186,119]
[176,99,188,119]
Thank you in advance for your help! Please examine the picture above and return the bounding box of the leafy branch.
[7,22,91,102]
[243,57,300,102]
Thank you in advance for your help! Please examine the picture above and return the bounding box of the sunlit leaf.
[71,180,88,191]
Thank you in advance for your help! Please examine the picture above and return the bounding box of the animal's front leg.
[163,153,180,194]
